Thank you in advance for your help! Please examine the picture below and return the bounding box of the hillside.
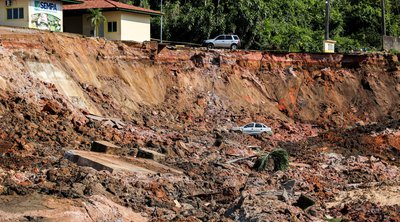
[0,26,399,221]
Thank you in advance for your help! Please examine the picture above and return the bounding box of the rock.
[173,145,186,158]
[356,120,365,126]
[370,156,378,162]
[137,147,166,162]
[102,120,115,128]
[41,101,61,114]
[72,183,85,196]
[46,169,58,182]
[214,133,223,147]
[175,140,189,151]
[86,115,125,129]
[294,194,316,210]
[278,188,289,202]
[356,156,369,163]
[175,140,186,149]
[86,114,105,122]
[282,179,296,195]
[0,140,14,154]
[91,141,121,155]
[174,199,182,208]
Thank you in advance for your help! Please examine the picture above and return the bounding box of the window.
[244,123,254,128]
[233,36,239,40]
[225,35,233,40]
[7,8,23,19]
[255,123,263,128]
[108,22,117,32]
[216,35,224,40]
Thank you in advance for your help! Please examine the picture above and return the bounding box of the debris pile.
[0,27,399,221]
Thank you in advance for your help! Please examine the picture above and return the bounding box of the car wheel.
[231,44,237,50]
[207,43,214,49]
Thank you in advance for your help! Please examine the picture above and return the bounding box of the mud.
[0,26,399,221]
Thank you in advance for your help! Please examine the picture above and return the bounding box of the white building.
[0,0,80,32]
[63,0,161,42]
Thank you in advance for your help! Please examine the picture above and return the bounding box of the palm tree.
[88,8,107,37]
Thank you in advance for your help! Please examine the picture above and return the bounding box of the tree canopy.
[140,0,400,52]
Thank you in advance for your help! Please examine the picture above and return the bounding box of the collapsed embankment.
[0,27,399,221]
[0,27,398,126]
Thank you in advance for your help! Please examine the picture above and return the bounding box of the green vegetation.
[143,0,400,52]
[88,9,107,37]
[253,149,289,172]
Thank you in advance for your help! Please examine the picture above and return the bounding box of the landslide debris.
[0,27,399,221]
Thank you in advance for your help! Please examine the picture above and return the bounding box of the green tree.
[88,8,107,37]
[147,0,400,52]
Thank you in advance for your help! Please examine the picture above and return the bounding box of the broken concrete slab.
[64,150,155,174]
[91,141,120,155]
[64,150,182,175]
[137,147,166,162]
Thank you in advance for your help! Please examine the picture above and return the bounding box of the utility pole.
[325,0,330,40]
[381,0,386,36]
[381,0,386,50]
[160,0,163,43]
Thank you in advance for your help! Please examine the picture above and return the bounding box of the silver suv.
[203,34,241,50]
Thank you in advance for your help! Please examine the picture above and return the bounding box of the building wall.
[0,0,63,32]
[121,12,150,42]
[0,0,30,28]
[82,11,122,40]
[75,11,151,42]
[81,14,91,36]
[103,11,121,40]
[383,35,400,51]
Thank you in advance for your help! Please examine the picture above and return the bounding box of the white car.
[203,34,241,50]
[235,122,273,136]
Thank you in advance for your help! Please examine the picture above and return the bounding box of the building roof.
[63,0,162,16]
[61,0,83,4]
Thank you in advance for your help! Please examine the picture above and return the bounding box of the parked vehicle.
[232,122,273,136]
[203,34,241,50]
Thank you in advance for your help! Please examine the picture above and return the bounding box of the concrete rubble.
[91,140,121,154]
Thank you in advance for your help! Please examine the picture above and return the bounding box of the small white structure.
[323,39,336,53]
[63,0,161,42]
